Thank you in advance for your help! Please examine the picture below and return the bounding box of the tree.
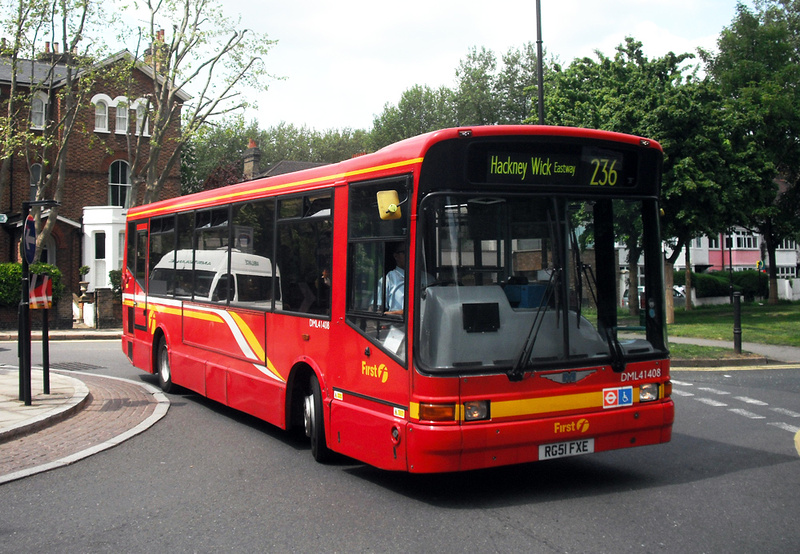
[370,84,457,148]
[181,114,260,194]
[309,127,370,163]
[454,46,498,125]
[496,42,542,124]
[183,117,371,193]
[122,0,276,206]
[546,39,764,319]
[703,0,800,303]
[1,0,109,262]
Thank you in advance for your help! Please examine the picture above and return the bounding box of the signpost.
[18,213,35,405]
[18,201,60,405]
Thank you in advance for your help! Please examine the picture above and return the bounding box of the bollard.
[733,292,742,355]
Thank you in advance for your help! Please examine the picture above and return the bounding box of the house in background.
[676,229,798,279]
[0,48,185,327]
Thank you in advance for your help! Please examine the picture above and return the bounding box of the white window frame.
[131,98,151,137]
[31,92,48,130]
[91,93,113,132]
[115,103,128,134]
[109,160,131,208]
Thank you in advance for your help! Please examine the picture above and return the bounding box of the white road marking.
[767,422,800,434]
[733,396,768,406]
[698,387,730,395]
[695,398,728,407]
[728,408,765,419]
[771,408,800,418]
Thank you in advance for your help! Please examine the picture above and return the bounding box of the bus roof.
[128,125,662,220]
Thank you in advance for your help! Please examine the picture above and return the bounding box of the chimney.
[243,139,261,181]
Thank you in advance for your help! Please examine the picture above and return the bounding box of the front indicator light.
[418,403,456,422]
[639,383,660,402]
[664,380,672,398]
[464,400,490,421]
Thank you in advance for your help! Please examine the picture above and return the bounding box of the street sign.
[30,273,53,310]
[23,215,36,264]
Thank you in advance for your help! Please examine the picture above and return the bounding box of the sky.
[215,0,749,131]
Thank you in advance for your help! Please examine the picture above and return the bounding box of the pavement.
[0,328,798,485]
[0,328,169,485]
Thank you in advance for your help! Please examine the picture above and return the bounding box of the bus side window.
[276,192,332,316]
[231,199,276,309]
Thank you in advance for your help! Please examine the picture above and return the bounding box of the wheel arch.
[150,325,176,375]
[285,359,326,433]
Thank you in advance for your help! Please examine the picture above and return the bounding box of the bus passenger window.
[276,192,332,316]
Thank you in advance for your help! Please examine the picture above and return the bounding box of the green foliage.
[732,270,770,300]
[0,264,22,307]
[675,269,769,300]
[30,263,65,303]
[703,0,800,300]
[182,116,372,192]
[108,269,122,299]
[0,263,64,307]
[695,272,735,298]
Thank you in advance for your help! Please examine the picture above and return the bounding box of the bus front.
[406,128,673,472]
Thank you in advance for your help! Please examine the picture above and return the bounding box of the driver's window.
[346,176,410,362]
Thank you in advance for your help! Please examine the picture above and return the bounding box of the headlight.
[639,383,660,402]
[464,400,490,421]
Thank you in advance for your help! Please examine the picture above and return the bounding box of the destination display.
[485,147,632,188]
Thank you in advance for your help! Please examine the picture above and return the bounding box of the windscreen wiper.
[582,262,625,373]
[507,269,558,382]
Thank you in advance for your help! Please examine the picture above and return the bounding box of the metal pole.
[733,292,742,355]
[727,232,734,303]
[536,0,545,125]
[19,202,32,406]
[42,307,50,394]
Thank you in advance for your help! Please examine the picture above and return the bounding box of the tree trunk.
[767,239,779,304]
[665,260,675,324]
[683,247,693,311]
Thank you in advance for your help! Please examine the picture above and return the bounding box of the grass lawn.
[668,301,800,347]
[667,342,757,360]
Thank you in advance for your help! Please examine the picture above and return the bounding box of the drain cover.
[50,362,105,372]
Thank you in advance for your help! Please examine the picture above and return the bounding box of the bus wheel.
[157,337,174,394]
[304,375,332,463]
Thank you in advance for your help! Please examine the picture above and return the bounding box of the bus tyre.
[304,375,332,463]
[157,337,174,394]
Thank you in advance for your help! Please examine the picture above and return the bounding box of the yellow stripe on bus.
[229,311,266,363]
[491,391,601,418]
[410,388,642,421]
[131,158,424,218]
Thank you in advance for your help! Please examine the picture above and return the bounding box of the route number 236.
[590,158,618,186]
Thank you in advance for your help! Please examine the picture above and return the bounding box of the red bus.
[122,126,674,473]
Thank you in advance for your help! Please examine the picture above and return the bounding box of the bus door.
[125,222,151,369]
[334,177,412,470]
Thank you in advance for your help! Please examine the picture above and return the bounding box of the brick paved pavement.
[0,372,168,484]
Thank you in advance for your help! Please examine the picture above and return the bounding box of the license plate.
[539,438,595,460]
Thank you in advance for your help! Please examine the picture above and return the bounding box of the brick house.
[0,49,185,327]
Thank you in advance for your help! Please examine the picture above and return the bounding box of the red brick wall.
[0,53,182,314]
